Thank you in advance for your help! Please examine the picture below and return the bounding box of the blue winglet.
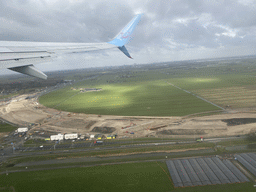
[108,14,143,58]
[118,46,132,59]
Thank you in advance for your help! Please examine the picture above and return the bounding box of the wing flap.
[0,42,115,69]
[8,65,47,79]
[0,55,52,69]
[0,14,142,79]
[0,52,50,61]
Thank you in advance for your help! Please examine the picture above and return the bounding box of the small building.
[64,133,78,140]
[50,134,63,141]
[90,135,94,139]
[16,128,28,133]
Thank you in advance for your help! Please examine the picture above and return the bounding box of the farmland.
[2,57,256,192]
[39,72,220,116]
[0,161,254,192]
[39,58,256,116]
[164,59,256,109]
[0,162,173,192]
[168,74,256,109]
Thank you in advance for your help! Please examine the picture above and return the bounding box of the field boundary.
[155,161,173,184]
[182,110,224,118]
[166,82,226,111]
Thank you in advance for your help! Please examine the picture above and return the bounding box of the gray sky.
[1,0,256,74]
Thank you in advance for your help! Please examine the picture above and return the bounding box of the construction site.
[1,92,256,141]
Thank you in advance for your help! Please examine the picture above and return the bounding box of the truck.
[196,137,204,142]
[106,135,112,139]
[94,140,103,144]
[64,133,78,140]
[50,134,64,141]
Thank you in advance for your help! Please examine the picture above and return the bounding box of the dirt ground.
[1,93,256,139]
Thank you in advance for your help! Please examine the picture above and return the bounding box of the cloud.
[0,0,256,75]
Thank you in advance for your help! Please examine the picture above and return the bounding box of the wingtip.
[108,14,142,47]
[118,46,132,59]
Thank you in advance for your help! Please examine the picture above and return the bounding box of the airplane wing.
[0,14,142,79]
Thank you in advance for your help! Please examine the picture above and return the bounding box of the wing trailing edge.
[0,14,142,79]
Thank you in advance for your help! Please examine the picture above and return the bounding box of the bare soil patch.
[150,125,167,130]
[85,121,97,129]
[1,93,256,139]
[0,132,7,138]
[58,119,87,128]
[222,118,256,126]
[157,129,208,135]
[91,127,116,133]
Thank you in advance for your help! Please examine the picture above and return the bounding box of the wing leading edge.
[0,14,142,79]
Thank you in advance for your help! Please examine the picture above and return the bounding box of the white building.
[64,133,78,140]
[16,128,28,133]
[50,134,64,141]
[90,135,94,139]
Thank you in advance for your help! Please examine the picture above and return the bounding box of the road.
[14,148,214,167]
[0,135,243,164]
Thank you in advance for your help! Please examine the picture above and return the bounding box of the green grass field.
[164,61,256,108]
[0,123,17,133]
[168,74,256,108]
[1,161,255,192]
[0,162,173,192]
[39,74,219,116]
[39,60,256,116]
